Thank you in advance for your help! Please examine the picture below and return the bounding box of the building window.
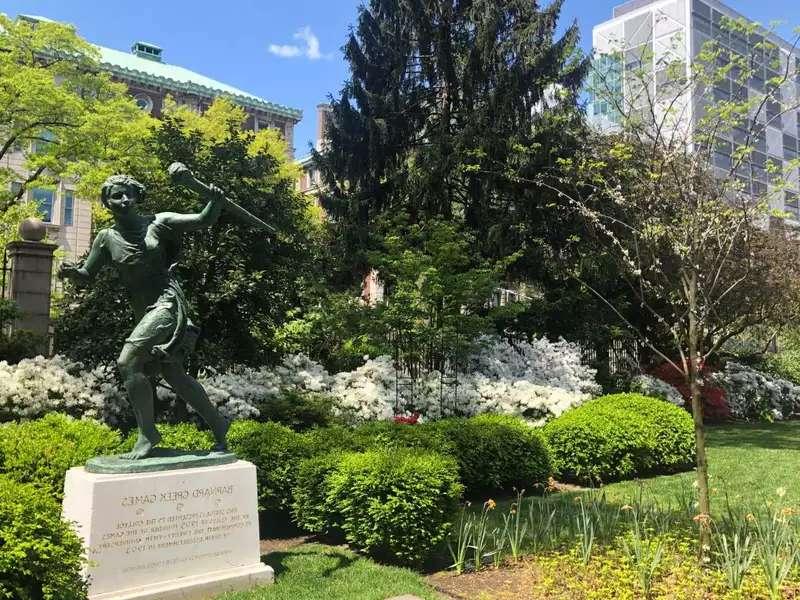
[31,188,54,222]
[63,190,74,226]
[134,93,154,113]
[33,130,55,154]
[785,191,799,218]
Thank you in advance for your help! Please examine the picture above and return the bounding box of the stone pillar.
[6,218,57,348]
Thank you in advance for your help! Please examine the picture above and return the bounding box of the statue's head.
[100,175,146,216]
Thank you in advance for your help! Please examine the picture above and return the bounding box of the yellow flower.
[621,504,634,512]
[777,487,787,499]
[484,499,496,510]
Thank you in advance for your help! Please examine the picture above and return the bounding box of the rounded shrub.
[255,390,336,431]
[325,448,462,566]
[119,422,214,452]
[433,414,551,495]
[304,421,454,456]
[544,393,695,485]
[0,475,87,600]
[291,451,344,535]
[0,413,120,500]
[227,420,310,511]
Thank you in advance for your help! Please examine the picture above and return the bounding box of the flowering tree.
[527,18,800,554]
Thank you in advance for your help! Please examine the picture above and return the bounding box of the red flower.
[647,361,730,421]
[393,412,420,425]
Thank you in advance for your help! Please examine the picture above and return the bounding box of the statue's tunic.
[93,215,197,364]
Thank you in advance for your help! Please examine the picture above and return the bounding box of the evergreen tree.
[314,0,589,284]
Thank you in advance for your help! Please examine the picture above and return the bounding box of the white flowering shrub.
[0,336,599,425]
[470,335,602,396]
[712,362,800,421]
[0,355,128,425]
[629,374,685,406]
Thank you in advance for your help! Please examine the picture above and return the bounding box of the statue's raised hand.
[168,162,194,187]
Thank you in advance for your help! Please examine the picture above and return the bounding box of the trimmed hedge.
[0,413,120,500]
[0,475,87,600]
[303,420,454,456]
[433,414,551,494]
[227,420,310,511]
[544,393,695,485]
[119,422,215,452]
[291,451,344,534]
[325,448,462,566]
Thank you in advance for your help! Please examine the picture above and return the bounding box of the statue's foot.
[120,431,162,460]
[212,418,230,453]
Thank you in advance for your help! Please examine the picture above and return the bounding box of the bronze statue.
[60,164,269,460]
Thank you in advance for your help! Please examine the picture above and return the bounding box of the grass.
[216,544,441,600]
[602,421,800,511]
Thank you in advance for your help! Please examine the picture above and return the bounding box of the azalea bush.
[0,334,599,425]
[628,374,684,406]
[712,362,800,422]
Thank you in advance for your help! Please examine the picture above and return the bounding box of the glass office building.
[591,0,800,217]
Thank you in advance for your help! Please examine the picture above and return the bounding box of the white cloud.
[268,26,331,60]
[268,44,302,58]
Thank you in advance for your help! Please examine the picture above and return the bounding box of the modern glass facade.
[592,0,800,216]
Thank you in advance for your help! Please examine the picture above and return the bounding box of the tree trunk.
[688,271,711,559]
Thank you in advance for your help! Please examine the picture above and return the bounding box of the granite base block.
[62,460,272,600]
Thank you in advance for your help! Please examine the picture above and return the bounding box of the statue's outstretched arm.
[161,163,226,232]
[58,230,108,284]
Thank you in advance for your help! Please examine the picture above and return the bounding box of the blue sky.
[4,0,799,155]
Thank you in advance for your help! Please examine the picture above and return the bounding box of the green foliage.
[0,475,86,600]
[762,350,800,386]
[434,414,552,495]
[291,451,344,535]
[544,393,695,485]
[315,0,588,285]
[54,97,324,369]
[273,292,380,373]
[119,422,214,452]
[227,420,310,511]
[255,391,337,432]
[325,448,462,566]
[0,15,156,208]
[0,329,44,364]
[303,421,455,457]
[0,413,121,500]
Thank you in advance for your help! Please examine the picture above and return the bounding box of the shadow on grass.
[707,421,800,450]
[261,546,357,580]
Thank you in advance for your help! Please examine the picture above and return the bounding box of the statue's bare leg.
[117,343,162,459]
[161,362,230,452]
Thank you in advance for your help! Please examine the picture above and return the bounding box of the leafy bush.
[761,350,800,386]
[291,451,344,535]
[119,422,214,452]
[544,393,695,485]
[227,420,310,511]
[712,362,800,421]
[434,414,551,494]
[325,448,462,566]
[0,413,120,500]
[0,475,86,600]
[255,390,336,431]
[0,329,44,365]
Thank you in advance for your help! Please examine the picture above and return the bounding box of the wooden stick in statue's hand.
[167,162,277,234]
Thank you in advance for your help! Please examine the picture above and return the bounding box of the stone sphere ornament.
[18,217,47,242]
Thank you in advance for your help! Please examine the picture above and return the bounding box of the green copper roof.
[19,14,302,122]
[98,45,302,121]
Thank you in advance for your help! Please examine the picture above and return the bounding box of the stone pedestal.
[63,460,273,600]
[5,239,57,348]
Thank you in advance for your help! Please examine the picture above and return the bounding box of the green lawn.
[217,544,441,600]
[602,421,800,511]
